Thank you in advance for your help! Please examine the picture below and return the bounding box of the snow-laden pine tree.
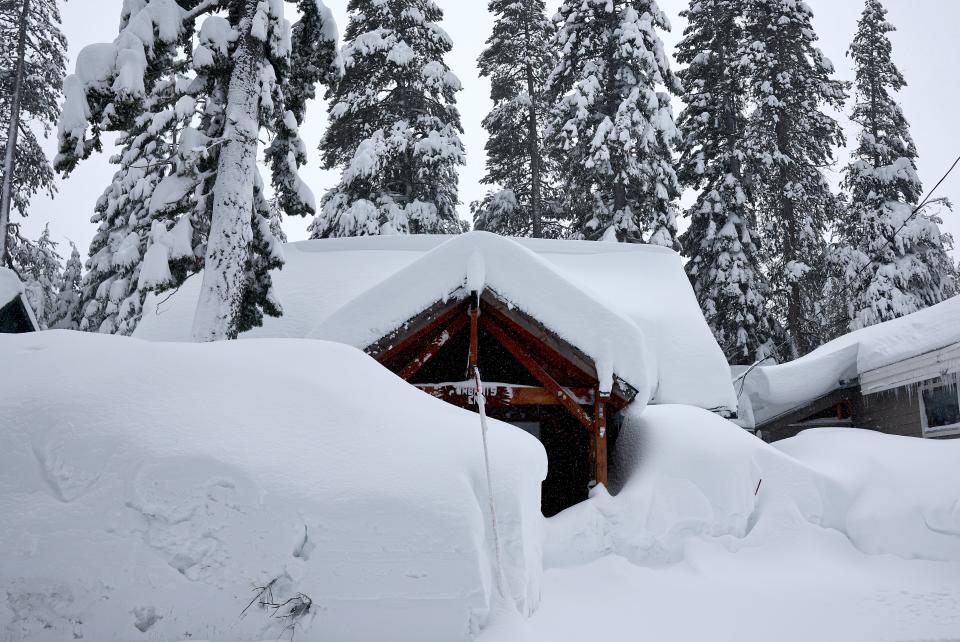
[834,0,956,331]
[545,0,681,247]
[9,223,63,329]
[676,0,776,364]
[471,0,563,239]
[0,0,67,265]
[51,241,83,330]
[76,92,188,336]
[57,0,340,341]
[739,0,848,356]
[311,0,465,238]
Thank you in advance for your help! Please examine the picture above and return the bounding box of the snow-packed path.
[483,525,960,642]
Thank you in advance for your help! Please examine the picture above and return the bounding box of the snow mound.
[0,331,546,642]
[774,428,960,561]
[546,406,960,568]
[741,295,960,423]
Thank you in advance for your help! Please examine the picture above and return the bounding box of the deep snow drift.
[549,405,960,567]
[3,334,959,641]
[489,406,960,642]
[0,331,546,642]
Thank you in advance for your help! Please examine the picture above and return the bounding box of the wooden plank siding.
[757,384,929,441]
[856,388,924,438]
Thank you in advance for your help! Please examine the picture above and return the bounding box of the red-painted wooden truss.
[367,290,638,487]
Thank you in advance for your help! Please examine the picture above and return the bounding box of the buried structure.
[136,232,738,515]
[0,268,39,334]
[737,294,960,442]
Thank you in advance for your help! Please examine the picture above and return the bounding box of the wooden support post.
[593,387,609,488]
[468,292,480,373]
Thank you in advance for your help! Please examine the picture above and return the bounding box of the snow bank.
[0,331,546,642]
[136,233,736,413]
[775,428,960,561]
[546,406,960,568]
[741,295,960,423]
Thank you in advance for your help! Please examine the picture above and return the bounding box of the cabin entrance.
[367,290,636,516]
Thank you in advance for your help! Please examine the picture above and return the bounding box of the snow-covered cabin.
[739,295,960,441]
[0,268,39,334]
[136,232,736,514]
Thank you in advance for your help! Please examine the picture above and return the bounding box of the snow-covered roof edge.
[0,268,39,330]
[741,295,960,425]
[0,267,24,305]
[309,232,654,401]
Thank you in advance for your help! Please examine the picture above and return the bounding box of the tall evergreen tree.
[545,0,681,247]
[76,95,187,336]
[57,0,340,341]
[471,0,562,238]
[835,0,956,330]
[51,241,83,330]
[0,0,67,265]
[676,0,776,364]
[311,0,465,238]
[739,0,848,356]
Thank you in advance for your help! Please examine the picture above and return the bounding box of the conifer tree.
[739,0,848,356]
[545,0,681,247]
[311,0,465,238]
[676,0,775,364]
[472,0,562,238]
[51,241,83,330]
[0,0,67,265]
[56,0,340,341]
[9,223,63,329]
[835,0,956,330]
[75,97,186,336]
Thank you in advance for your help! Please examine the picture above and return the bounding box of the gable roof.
[740,294,960,425]
[135,232,737,412]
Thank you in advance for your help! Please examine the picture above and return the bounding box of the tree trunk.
[192,0,261,341]
[776,114,806,357]
[604,16,627,234]
[523,14,543,239]
[0,0,31,265]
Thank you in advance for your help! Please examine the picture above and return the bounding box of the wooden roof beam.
[481,313,594,431]
[415,383,594,407]
[398,312,469,381]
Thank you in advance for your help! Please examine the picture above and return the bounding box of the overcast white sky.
[23,0,960,260]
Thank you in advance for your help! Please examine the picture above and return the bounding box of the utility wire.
[856,152,960,276]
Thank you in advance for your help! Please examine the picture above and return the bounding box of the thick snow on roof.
[136,232,736,412]
[0,267,24,305]
[0,331,546,641]
[741,295,960,423]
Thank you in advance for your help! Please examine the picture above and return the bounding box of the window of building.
[919,376,960,438]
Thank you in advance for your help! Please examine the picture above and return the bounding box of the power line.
[854,151,960,280]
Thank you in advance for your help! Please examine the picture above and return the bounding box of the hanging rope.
[473,365,509,602]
